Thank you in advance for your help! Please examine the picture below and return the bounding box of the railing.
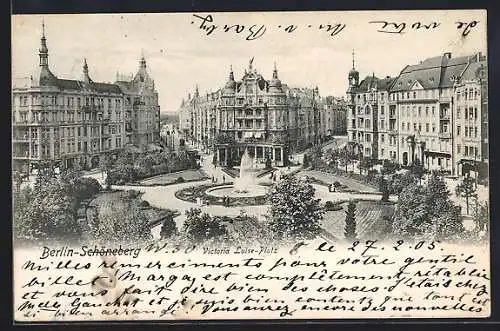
[438,132,451,139]
[13,151,30,159]
[12,137,30,142]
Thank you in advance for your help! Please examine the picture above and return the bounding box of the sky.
[12,10,486,112]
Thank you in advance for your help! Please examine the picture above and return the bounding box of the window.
[381,149,385,157]
[381,134,385,143]
[457,125,461,136]
[432,124,436,133]
[380,106,385,115]
[425,106,429,116]
[426,123,429,132]
[413,92,417,99]
[457,145,461,154]
[457,106,461,118]
[418,107,422,116]
[380,119,385,129]
[464,146,469,156]
[465,126,469,137]
[464,108,468,119]
[402,122,405,131]
[475,127,478,138]
[432,106,435,116]
[413,123,417,132]
[418,124,422,132]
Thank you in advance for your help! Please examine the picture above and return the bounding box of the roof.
[356,75,394,92]
[460,61,487,82]
[390,53,477,92]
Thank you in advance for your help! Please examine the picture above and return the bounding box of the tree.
[392,184,432,237]
[160,214,178,239]
[99,154,114,178]
[455,176,477,215]
[379,177,390,202]
[14,176,81,242]
[392,171,463,240]
[358,156,374,175]
[472,199,489,235]
[91,197,152,243]
[344,200,357,241]
[183,208,228,243]
[381,160,400,175]
[267,174,324,241]
[386,171,417,195]
[426,171,453,215]
[410,159,425,184]
[340,145,356,173]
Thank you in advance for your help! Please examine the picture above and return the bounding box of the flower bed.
[175,183,268,206]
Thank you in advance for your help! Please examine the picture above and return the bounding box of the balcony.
[389,113,397,119]
[13,151,30,159]
[12,136,30,143]
[387,129,398,135]
[438,132,451,139]
[439,113,450,120]
[439,96,452,104]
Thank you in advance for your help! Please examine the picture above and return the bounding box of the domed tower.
[268,62,283,93]
[38,20,57,86]
[82,58,92,84]
[348,49,359,88]
[223,65,236,94]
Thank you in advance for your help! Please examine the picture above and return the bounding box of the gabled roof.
[356,75,394,92]
[390,53,477,92]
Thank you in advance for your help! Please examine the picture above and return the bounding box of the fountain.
[234,148,256,193]
[205,148,268,198]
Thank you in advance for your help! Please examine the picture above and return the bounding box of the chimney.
[444,52,452,59]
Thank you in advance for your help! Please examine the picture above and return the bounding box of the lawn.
[138,169,209,185]
[320,200,395,240]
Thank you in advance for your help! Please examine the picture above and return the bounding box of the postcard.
[12,9,489,321]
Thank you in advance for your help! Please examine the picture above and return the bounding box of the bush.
[325,201,343,211]
[265,157,272,169]
[160,216,177,239]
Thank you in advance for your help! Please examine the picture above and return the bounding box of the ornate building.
[12,22,161,174]
[179,59,331,166]
[321,96,348,137]
[347,51,488,179]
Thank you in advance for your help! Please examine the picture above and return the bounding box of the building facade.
[321,96,348,137]
[178,60,333,166]
[346,52,488,178]
[12,23,161,174]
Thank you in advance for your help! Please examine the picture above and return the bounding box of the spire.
[229,64,234,80]
[249,57,254,71]
[195,84,199,97]
[272,61,278,79]
[139,51,147,69]
[352,49,355,70]
[83,58,91,83]
[39,19,49,66]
